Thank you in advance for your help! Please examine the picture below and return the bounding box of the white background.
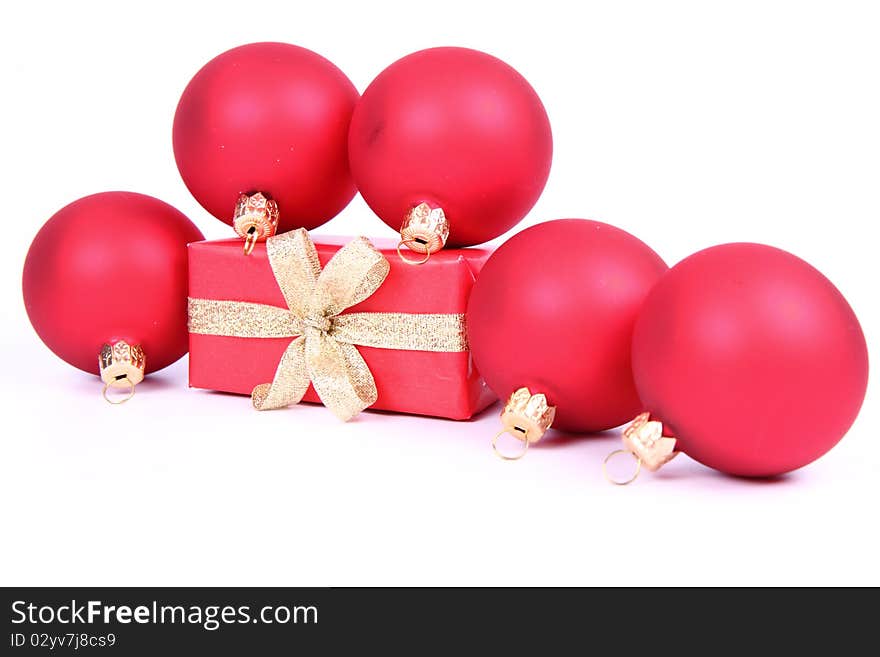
[1,0,877,586]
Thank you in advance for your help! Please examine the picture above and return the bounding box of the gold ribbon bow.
[188,229,468,421]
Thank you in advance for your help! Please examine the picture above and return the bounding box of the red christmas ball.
[22,192,203,375]
[632,243,869,477]
[467,219,668,433]
[349,47,552,250]
[173,42,358,234]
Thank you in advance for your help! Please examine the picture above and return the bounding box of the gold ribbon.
[188,229,468,421]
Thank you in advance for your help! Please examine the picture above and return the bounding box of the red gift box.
[187,233,496,420]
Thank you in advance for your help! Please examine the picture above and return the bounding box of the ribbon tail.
[305,331,378,421]
[251,337,311,410]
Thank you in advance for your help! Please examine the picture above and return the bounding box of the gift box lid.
[188,237,492,314]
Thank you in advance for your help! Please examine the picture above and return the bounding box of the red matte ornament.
[173,42,358,252]
[467,219,668,457]
[22,192,203,400]
[631,243,869,478]
[349,47,552,261]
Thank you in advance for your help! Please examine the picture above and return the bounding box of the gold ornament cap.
[622,412,679,471]
[604,412,680,485]
[397,202,449,265]
[233,192,280,255]
[492,387,556,460]
[99,341,145,404]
